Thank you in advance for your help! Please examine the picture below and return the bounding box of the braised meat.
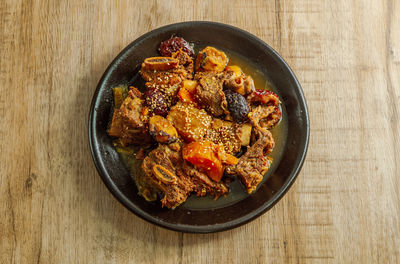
[181,162,228,197]
[172,49,194,78]
[248,105,281,130]
[119,96,147,128]
[108,87,152,146]
[141,142,230,208]
[247,89,280,106]
[231,128,275,193]
[194,72,228,116]
[223,66,255,96]
[140,52,195,116]
[109,39,283,208]
[141,143,194,208]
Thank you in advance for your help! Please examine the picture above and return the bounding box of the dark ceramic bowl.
[89,21,309,233]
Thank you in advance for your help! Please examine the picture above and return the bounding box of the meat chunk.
[140,55,191,113]
[172,49,194,78]
[141,70,183,87]
[230,128,275,193]
[142,70,182,105]
[181,162,228,198]
[247,90,280,106]
[119,96,147,128]
[140,56,186,88]
[223,66,255,96]
[248,105,281,130]
[141,143,194,208]
[140,54,192,85]
[194,72,228,116]
[141,57,179,71]
[107,88,152,146]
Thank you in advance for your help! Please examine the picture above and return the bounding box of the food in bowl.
[107,37,282,209]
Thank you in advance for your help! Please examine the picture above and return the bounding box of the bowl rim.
[89,21,310,233]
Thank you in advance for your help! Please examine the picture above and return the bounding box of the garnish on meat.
[205,119,250,154]
[167,102,212,142]
[107,37,283,208]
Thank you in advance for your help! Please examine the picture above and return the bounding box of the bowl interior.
[89,21,309,233]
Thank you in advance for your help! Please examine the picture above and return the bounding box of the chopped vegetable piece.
[225,65,242,77]
[195,46,228,72]
[205,119,242,154]
[215,144,239,165]
[178,88,195,103]
[239,123,252,146]
[148,115,178,144]
[182,141,224,182]
[167,102,212,142]
[108,110,123,137]
[112,86,128,108]
[182,141,238,182]
[182,80,198,93]
[178,80,199,104]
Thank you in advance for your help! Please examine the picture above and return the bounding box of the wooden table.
[1,1,399,263]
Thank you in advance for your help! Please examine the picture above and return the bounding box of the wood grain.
[1,0,399,263]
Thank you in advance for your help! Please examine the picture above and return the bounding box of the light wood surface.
[1,1,399,263]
